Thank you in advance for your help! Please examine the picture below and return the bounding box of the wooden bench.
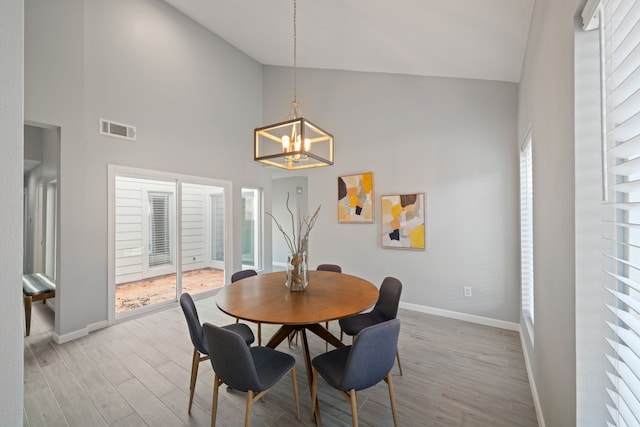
[23,273,56,336]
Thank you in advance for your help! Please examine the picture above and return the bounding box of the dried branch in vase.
[266,192,320,256]
[267,193,320,291]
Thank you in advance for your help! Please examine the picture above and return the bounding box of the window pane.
[211,193,225,262]
[148,192,172,267]
[114,176,177,314]
[181,183,225,296]
[521,136,534,325]
[241,188,261,269]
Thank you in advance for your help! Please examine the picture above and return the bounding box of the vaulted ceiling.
[163,0,535,83]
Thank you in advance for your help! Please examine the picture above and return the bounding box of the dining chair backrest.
[231,269,257,283]
[203,322,299,426]
[316,264,342,273]
[373,276,403,321]
[203,322,262,392]
[339,318,401,391]
[179,292,207,355]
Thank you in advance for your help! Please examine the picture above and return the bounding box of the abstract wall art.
[338,172,374,223]
[381,193,426,250]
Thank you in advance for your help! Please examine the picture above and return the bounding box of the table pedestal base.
[266,324,344,426]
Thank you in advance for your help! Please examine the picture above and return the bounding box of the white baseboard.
[54,327,88,344]
[88,320,109,333]
[53,320,108,344]
[520,328,545,427]
[399,302,520,331]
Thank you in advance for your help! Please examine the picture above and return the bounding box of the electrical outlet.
[463,286,472,297]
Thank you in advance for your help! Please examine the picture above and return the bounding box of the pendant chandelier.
[254,0,334,170]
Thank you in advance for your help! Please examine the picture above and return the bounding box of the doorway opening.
[23,123,61,330]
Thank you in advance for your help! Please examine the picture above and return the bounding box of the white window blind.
[241,188,262,269]
[601,0,640,424]
[148,192,172,267]
[521,134,534,327]
[210,193,225,262]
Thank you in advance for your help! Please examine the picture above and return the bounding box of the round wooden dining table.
[216,270,378,420]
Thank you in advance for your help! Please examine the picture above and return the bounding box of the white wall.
[25,0,89,341]
[264,66,521,323]
[517,0,580,425]
[271,176,309,268]
[0,0,24,423]
[25,0,271,340]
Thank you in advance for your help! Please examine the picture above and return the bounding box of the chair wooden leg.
[386,373,399,426]
[24,295,32,336]
[310,369,318,420]
[349,390,358,427]
[396,349,403,376]
[325,321,329,351]
[291,366,300,420]
[211,376,222,427]
[245,390,254,427]
[188,348,200,413]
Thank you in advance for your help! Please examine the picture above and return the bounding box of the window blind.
[148,192,172,267]
[602,0,640,424]
[521,134,534,325]
[210,193,225,262]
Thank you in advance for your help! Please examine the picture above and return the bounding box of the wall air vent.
[99,119,136,141]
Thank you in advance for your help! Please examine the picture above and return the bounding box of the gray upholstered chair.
[339,276,403,375]
[311,318,401,427]
[316,264,342,273]
[231,269,262,345]
[230,269,258,283]
[179,292,254,413]
[203,322,300,427]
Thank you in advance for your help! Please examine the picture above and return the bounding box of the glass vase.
[286,251,308,291]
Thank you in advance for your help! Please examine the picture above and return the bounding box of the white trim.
[87,320,109,333]
[53,320,109,344]
[53,327,88,344]
[582,0,602,31]
[399,302,519,331]
[520,126,532,152]
[520,326,546,427]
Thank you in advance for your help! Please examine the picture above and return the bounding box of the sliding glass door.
[180,183,226,297]
[113,176,178,314]
[109,167,232,319]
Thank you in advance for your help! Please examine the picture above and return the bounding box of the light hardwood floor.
[23,296,538,426]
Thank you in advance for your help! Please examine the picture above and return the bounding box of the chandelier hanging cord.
[253,0,333,170]
[293,0,297,104]
[287,0,303,120]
